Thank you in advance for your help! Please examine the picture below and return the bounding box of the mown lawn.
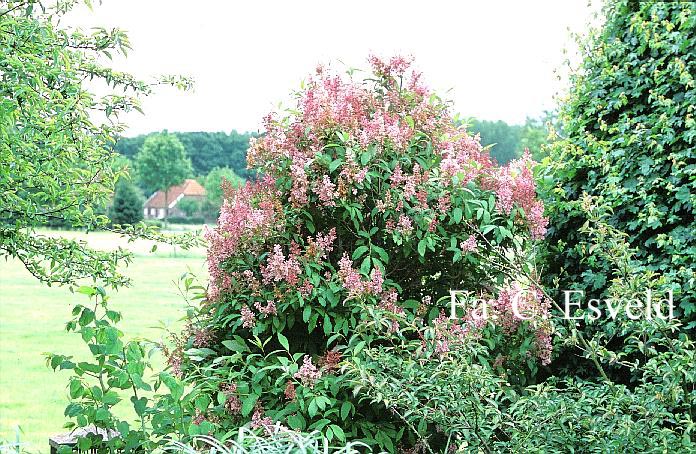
[0,229,208,453]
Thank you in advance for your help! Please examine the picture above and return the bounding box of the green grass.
[0,230,208,453]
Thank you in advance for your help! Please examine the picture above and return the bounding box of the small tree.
[136,132,193,220]
[177,198,200,218]
[109,179,144,225]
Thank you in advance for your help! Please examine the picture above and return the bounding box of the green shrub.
[110,179,144,226]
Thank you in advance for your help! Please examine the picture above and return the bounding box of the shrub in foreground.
[170,56,552,451]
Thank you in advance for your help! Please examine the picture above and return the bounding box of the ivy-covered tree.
[544,0,696,331]
[135,132,193,218]
[109,179,144,226]
[0,0,195,288]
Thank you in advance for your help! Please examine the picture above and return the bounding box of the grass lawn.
[0,229,208,453]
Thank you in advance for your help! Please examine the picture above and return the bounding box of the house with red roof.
[143,179,206,219]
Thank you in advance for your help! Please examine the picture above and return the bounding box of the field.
[0,229,208,453]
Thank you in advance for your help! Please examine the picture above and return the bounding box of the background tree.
[468,119,522,164]
[201,167,244,219]
[0,0,195,288]
[109,179,144,225]
[176,197,200,218]
[135,132,193,219]
[115,131,256,182]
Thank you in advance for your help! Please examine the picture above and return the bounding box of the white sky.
[65,1,600,137]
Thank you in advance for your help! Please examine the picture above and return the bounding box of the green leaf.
[288,414,306,430]
[222,339,247,352]
[360,256,371,275]
[131,396,148,416]
[352,245,369,260]
[417,239,426,257]
[102,391,121,405]
[278,332,290,351]
[241,394,259,417]
[340,401,352,420]
[329,159,343,172]
[330,424,346,442]
[453,207,463,223]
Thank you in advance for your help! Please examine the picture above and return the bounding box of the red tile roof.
[144,179,206,209]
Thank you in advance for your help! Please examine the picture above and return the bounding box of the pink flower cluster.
[337,253,385,300]
[460,235,478,253]
[368,55,414,79]
[205,176,278,300]
[308,228,336,259]
[247,55,448,207]
[293,355,322,388]
[240,306,256,328]
[378,288,405,333]
[359,109,413,150]
[251,407,273,433]
[191,327,214,348]
[337,253,366,299]
[491,150,549,240]
[220,382,241,414]
[437,133,492,183]
[261,245,302,286]
[396,214,413,235]
[314,175,338,206]
[429,311,471,356]
[254,300,277,317]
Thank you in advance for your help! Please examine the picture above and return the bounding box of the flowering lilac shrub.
[178,57,551,450]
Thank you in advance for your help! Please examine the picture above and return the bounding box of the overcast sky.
[66,1,599,136]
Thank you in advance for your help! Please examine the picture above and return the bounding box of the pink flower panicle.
[320,350,343,373]
[294,355,322,388]
[205,176,278,300]
[492,150,549,239]
[490,283,552,365]
[284,381,296,400]
[460,235,478,253]
[241,305,256,328]
[315,175,338,206]
[254,300,277,317]
[367,267,384,295]
[396,214,413,236]
[309,228,337,259]
[191,328,214,348]
[251,407,274,433]
[299,279,314,297]
[337,253,367,298]
[261,245,302,286]
[220,382,241,415]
